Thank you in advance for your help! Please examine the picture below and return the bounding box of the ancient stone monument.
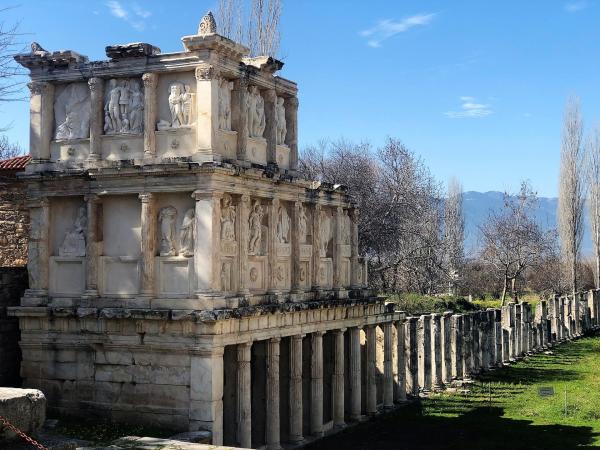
[10,11,390,448]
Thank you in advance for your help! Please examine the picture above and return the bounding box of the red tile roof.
[0,155,31,170]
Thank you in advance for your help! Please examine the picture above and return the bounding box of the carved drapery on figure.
[104,78,144,134]
[157,82,195,130]
[246,86,265,138]
[248,200,264,255]
[276,205,290,244]
[54,83,91,140]
[159,206,178,256]
[59,206,87,257]
[276,97,287,145]
[179,209,195,257]
[298,204,308,244]
[221,194,236,242]
[218,78,233,131]
[319,210,332,257]
[342,211,351,245]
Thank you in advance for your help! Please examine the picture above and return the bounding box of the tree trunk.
[501,276,508,306]
[511,277,518,303]
[572,254,577,296]
[596,254,600,289]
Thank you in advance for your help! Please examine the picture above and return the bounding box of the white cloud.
[565,1,588,12]
[360,13,436,48]
[106,1,151,31]
[444,96,493,119]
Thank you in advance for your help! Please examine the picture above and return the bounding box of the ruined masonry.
[9,11,600,449]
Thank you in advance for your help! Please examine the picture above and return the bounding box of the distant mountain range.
[463,191,593,256]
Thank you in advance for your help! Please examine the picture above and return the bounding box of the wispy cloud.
[106,1,151,31]
[444,96,492,119]
[360,13,436,48]
[565,1,589,12]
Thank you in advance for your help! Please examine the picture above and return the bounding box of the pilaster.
[84,194,100,296]
[139,193,156,297]
[195,64,219,161]
[311,202,322,293]
[142,73,158,159]
[291,201,303,295]
[28,81,54,162]
[237,194,251,296]
[268,197,280,294]
[349,208,360,289]
[87,78,103,161]
[25,197,50,299]
[285,97,299,172]
[263,88,277,165]
[232,78,249,164]
[333,206,346,296]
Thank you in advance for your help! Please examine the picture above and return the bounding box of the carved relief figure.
[221,194,236,242]
[298,204,308,244]
[54,83,91,140]
[59,206,87,257]
[182,85,194,127]
[276,206,290,244]
[342,212,352,245]
[248,200,264,255]
[104,78,144,134]
[246,86,265,138]
[276,97,287,145]
[169,83,184,128]
[319,210,332,257]
[218,78,233,131]
[179,209,195,257]
[255,91,266,137]
[128,79,144,134]
[159,206,178,256]
[157,82,195,130]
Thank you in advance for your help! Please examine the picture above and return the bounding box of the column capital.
[27,81,52,96]
[332,328,347,335]
[142,72,158,88]
[263,88,277,102]
[195,64,216,81]
[269,337,282,344]
[233,77,249,89]
[313,330,326,338]
[291,333,306,340]
[138,192,154,203]
[286,96,299,109]
[192,190,223,201]
[88,77,103,91]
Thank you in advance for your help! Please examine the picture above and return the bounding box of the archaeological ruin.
[8,11,600,449]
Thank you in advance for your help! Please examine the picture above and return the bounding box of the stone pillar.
[383,322,394,408]
[84,194,100,296]
[311,331,325,436]
[441,312,453,384]
[462,314,472,379]
[190,348,224,445]
[237,194,251,296]
[521,303,529,354]
[285,96,299,172]
[332,207,344,295]
[236,342,252,448]
[266,338,281,450]
[87,77,103,161]
[232,78,249,163]
[417,315,432,391]
[495,310,503,366]
[349,208,361,289]
[25,198,50,298]
[291,201,303,295]
[405,317,419,395]
[28,81,54,162]
[349,326,362,420]
[195,65,219,159]
[289,335,304,443]
[451,315,463,379]
[139,193,156,297]
[365,325,378,415]
[264,88,277,165]
[514,303,522,356]
[268,197,280,294]
[311,203,322,293]
[193,192,222,300]
[430,314,443,389]
[141,73,158,158]
[471,313,480,373]
[333,329,346,427]
[395,316,406,402]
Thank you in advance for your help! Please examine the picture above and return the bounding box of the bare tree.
[586,127,600,288]
[558,97,586,295]
[480,182,553,305]
[247,0,281,57]
[444,177,465,294]
[0,134,21,159]
[0,7,22,108]
[216,0,243,44]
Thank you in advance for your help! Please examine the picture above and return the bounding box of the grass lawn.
[306,332,600,450]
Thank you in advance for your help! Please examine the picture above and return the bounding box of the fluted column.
[266,338,281,450]
[84,194,100,296]
[395,316,406,402]
[25,198,50,298]
[311,331,325,436]
[27,81,54,162]
[142,73,157,158]
[312,202,322,293]
[139,193,156,296]
[383,322,394,408]
[264,88,277,165]
[285,96,298,171]
[87,77,103,161]
[237,342,252,449]
[238,194,251,296]
[349,326,362,420]
[333,328,346,427]
[232,78,249,162]
[365,325,377,415]
[405,317,419,395]
[289,334,304,443]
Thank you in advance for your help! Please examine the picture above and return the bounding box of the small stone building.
[10,12,401,449]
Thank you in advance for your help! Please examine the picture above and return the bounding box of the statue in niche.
[221,261,231,291]
[104,78,144,134]
[319,211,331,257]
[59,206,87,257]
[220,194,236,242]
[128,79,144,134]
[255,91,266,137]
[276,205,290,244]
[179,209,195,257]
[298,205,308,244]
[218,78,233,131]
[182,85,194,127]
[342,212,352,245]
[248,200,264,255]
[54,83,91,140]
[169,83,184,128]
[157,82,195,131]
[246,86,265,138]
[276,97,287,145]
[159,206,178,256]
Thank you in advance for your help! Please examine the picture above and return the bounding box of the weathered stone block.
[0,388,46,442]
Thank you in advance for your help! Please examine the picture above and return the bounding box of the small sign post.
[538,386,555,397]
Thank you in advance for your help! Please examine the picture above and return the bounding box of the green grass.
[307,332,600,449]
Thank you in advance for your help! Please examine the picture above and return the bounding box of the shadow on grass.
[305,404,599,450]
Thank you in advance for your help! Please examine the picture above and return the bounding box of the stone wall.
[0,169,29,267]
[0,267,27,386]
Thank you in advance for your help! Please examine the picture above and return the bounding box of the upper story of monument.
[15,12,299,173]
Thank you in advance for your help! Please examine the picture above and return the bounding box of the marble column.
[349,208,361,289]
[142,73,158,158]
[139,193,156,297]
[84,194,100,296]
[264,88,278,165]
[291,201,303,295]
[195,65,219,159]
[471,313,481,373]
[365,325,377,415]
[418,315,432,391]
[311,202,322,294]
[405,317,419,395]
[87,78,103,161]
[383,322,394,408]
[395,317,406,402]
[441,312,453,384]
[266,338,281,450]
[311,331,325,437]
[495,310,503,366]
[237,342,252,449]
[430,314,443,389]
[462,314,472,379]
[26,198,50,298]
[289,335,304,443]
[190,348,224,445]
[232,78,249,163]
[268,197,280,294]
[237,194,251,296]
[285,96,299,172]
[193,192,222,299]
[349,326,362,420]
[451,315,463,380]
[333,328,346,427]
[28,81,54,162]
[515,303,522,356]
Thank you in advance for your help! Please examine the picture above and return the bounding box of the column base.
[22,290,49,306]
[195,291,226,310]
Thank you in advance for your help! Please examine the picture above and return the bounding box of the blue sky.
[2,0,600,197]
